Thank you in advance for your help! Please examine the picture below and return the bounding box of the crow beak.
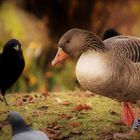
[13,45,19,51]
[52,47,68,66]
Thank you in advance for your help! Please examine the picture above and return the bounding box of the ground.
[0,90,138,140]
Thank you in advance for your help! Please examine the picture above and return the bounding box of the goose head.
[52,28,104,66]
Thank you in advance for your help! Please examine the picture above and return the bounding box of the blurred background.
[0,0,140,93]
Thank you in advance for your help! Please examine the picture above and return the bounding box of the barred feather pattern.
[85,32,105,52]
[76,35,140,102]
[103,36,140,101]
[104,36,140,63]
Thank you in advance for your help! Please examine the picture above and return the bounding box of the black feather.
[103,28,120,40]
[0,39,25,105]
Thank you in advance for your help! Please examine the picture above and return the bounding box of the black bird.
[103,28,120,40]
[0,39,25,105]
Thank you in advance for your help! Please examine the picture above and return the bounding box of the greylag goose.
[102,29,134,128]
[52,28,140,139]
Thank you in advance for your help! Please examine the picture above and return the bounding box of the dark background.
[0,0,139,93]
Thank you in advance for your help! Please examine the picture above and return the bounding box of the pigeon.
[103,28,120,40]
[0,39,25,105]
[7,111,49,140]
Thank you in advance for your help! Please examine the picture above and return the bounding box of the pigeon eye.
[13,45,19,51]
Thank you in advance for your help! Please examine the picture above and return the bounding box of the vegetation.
[0,91,132,140]
[0,1,139,92]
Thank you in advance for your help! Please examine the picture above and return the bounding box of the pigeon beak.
[52,47,68,66]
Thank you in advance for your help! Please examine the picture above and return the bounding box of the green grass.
[0,91,132,140]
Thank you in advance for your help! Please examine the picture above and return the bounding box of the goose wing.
[104,36,140,63]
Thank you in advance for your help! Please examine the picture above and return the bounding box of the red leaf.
[73,104,92,111]
[59,113,73,119]
[62,101,71,105]
[70,121,80,128]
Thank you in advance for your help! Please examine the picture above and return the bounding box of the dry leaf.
[37,106,49,110]
[73,104,92,111]
[62,101,71,105]
[55,97,62,104]
[70,121,80,128]
[59,113,74,120]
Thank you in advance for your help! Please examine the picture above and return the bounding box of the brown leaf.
[41,91,49,97]
[59,113,73,120]
[14,94,45,106]
[37,106,49,110]
[0,119,9,129]
[41,123,62,139]
[32,110,46,117]
[62,101,71,106]
[73,104,92,111]
[70,121,80,128]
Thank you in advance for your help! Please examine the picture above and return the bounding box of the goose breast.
[76,50,111,95]
[76,47,140,102]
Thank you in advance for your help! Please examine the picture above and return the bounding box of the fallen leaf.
[55,97,62,104]
[41,91,49,97]
[73,104,92,111]
[70,131,83,135]
[37,106,49,110]
[58,113,74,120]
[70,121,80,128]
[62,101,71,106]
[0,119,9,129]
[41,122,62,139]
[32,110,46,117]
[13,94,45,106]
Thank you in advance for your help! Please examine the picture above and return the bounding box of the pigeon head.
[3,39,22,54]
[8,111,26,126]
[7,111,31,135]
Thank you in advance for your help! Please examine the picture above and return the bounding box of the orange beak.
[52,47,68,66]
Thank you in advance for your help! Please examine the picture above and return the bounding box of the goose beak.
[52,47,68,66]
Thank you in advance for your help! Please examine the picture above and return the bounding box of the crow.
[103,28,120,40]
[0,39,25,105]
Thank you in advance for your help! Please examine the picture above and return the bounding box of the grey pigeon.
[7,111,49,140]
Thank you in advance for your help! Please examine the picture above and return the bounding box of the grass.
[0,90,133,140]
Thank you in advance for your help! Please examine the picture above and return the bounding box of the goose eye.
[13,45,19,51]
[66,40,70,43]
